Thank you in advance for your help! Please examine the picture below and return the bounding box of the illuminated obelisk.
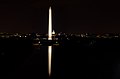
[48,6,52,77]
[48,6,52,40]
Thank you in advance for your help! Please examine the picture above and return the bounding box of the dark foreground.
[1,37,120,79]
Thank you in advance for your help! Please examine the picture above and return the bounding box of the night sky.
[0,0,120,33]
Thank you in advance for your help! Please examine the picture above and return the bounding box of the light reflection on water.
[1,41,120,79]
[48,46,52,77]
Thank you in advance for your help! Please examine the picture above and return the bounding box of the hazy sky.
[0,0,120,33]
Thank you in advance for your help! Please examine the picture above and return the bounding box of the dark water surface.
[0,38,120,79]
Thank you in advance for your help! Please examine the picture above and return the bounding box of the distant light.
[55,38,58,40]
[81,34,84,37]
[25,36,27,37]
[43,38,47,40]
[33,44,39,46]
[96,35,100,38]
[115,36,118,37]
[14,35,17,36]
[1,36,5,38]
[58,33,61,36]
[35,38,39,40]
[52,30,55,35]
[38,41,40,44]
[6,36,9,38]
[19,36,21,37]
[16,33,18,35]
[67,38,70,40]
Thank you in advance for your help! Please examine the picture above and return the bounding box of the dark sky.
[0,0,120,33]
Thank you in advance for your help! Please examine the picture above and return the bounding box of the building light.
[52,30,55,35]
[38,41,41,44]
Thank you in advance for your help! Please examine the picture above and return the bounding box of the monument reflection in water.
[48,6,52,77]
[48,46,52,77]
